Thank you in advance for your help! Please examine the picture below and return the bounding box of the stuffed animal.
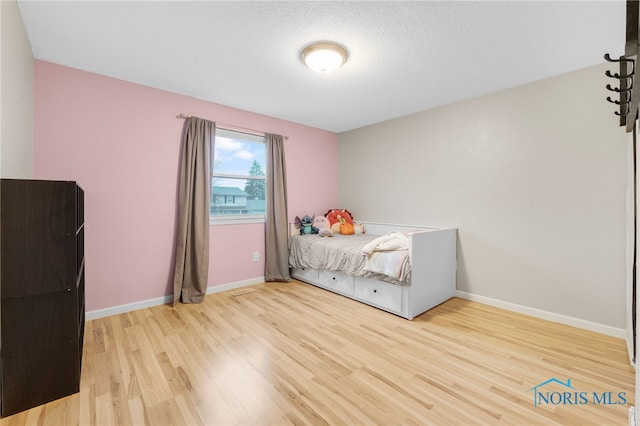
[313,215,334,237]
[318,228,334,237]
[294,215,318,235]
[325,209,354,234]
[339,217,355,235]
[353,222,365,234]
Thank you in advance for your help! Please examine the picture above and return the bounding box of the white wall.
[1,0,33,178]
[339,63,628,329]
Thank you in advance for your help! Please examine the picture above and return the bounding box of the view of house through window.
[211,128,266,222]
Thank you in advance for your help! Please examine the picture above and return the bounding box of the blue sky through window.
[214,134,265,183]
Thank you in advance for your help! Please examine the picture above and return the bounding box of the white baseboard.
[630,406,636,426]
[87,283,626,339]
[86,277,265,321]
[456,290,626,339]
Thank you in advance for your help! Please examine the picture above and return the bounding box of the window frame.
[210,128,267,226]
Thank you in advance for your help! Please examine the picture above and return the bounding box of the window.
[211,128,266,224]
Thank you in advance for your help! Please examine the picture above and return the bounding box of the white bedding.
[288,233,411,285]
[362,231,409,255]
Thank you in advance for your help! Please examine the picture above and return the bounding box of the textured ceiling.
[17,1,626,133]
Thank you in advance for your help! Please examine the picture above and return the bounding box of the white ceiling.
[17,1,626,133]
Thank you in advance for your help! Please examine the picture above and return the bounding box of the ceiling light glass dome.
[301,42,348,74]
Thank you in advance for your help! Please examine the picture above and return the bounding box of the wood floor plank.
[0,281,634,425]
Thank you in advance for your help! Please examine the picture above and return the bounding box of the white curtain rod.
[176,113,288,140]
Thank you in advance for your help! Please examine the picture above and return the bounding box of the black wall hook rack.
[605,53,636,129]
[605,1,640,132]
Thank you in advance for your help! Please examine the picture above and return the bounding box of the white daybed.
[289,222,457,320]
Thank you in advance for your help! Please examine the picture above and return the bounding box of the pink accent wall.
[34,61,338,311]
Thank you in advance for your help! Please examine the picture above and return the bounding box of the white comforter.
[361,232,410,281]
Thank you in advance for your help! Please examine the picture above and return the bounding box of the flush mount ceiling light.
[301,42,348,74]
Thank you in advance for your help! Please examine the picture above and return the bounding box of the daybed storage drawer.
[292,267,319,283]
[319,270,354,296]
[354,277,402,313]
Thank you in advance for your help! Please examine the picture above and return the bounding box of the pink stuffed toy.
[313,215,334,237]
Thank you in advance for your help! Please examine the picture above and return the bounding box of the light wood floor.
[0,281,634,425]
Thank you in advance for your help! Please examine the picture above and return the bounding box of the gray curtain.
[265,133,290,281]
[173,117,213,305]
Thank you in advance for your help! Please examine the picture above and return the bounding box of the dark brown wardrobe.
[0,179,85,417]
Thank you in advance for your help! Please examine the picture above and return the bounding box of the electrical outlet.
[252,251,259,262]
